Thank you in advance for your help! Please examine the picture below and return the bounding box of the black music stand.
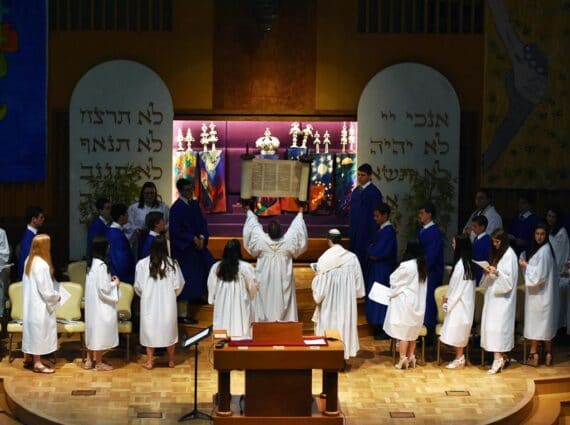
[179,326,212,422]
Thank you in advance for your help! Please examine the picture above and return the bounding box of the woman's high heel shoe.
[408,355,417,369]
[527,352,539,367]
[488,358,505,374]
[545,352,553,367]
[395,356,409,370]
[446,355,466,369]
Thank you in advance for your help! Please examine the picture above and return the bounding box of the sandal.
[168,361,175,368]
[545,352,553,367]
[527,352,539,367]
[95,362,113,371]
[84,359,94,370]
[142,361,154,370]
[33,364,55,374]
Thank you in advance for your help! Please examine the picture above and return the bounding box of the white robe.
[134,257,184,347]
[85,259,119,350]
[207,260,259,337]
[125,201,170,241]
[464,205,503,240]
[243,210,308,322]
[311,245,365,359]
[480,247,518,352]
[439,261,476,348]
[383,259,427,342]
[549,228,569,329]
[22,257,60,355]
[0,228,10,313]
[522,245,556,340]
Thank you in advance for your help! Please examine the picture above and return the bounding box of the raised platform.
[1,335,569,424]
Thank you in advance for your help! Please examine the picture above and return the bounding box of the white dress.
[480,247,518,352]
[549,228,569,329]
[311,245,365,359]
[439,261,476,348]
[134,257,184,347]
[522,245,556,340]
[85,259,119,350]
[207,260,259,337]
[125,201,170,241]
[22,257,60,355]
[243,210,308,322]
[383,259,427,342]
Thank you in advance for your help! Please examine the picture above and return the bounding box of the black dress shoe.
[178,317,198,325]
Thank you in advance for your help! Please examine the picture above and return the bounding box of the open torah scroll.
[241,158,311,201]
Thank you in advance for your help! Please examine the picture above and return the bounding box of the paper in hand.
[58,285,72,307]
[368,282,390,305]
[471,260,490,271]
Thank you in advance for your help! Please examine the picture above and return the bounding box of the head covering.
[327,228,341,239]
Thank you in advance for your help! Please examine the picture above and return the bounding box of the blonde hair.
[24,234,54,276]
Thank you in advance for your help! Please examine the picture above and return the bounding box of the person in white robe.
[84,236,120,371]
[0,227,10,317]
[311,229,365,360]
[208,239,259,337]
[383,239,428,369]
[546,208,569,330]
[519,223,556,366]
[22,234,60,374]
[463,189,503,240]
[480,229,518,374]
[125,182,170,251]
[134,235,184,369]
[439,234,476,369]
[243,206,308,322]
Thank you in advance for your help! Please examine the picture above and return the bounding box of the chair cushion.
[57,321,85,333]
[7,322,23,333]
[435,324,443,336]
[419,326,428,337]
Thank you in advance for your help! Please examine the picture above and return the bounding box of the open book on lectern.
[181,326,212,348]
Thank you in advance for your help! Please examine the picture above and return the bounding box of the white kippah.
[328,228,341,236]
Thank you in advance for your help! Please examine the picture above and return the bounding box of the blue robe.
[418,224,444,327]
[349,183,383,277]
[106,227,135,284]
[472,233,491,285]
[169,198,214,302]
[17,228,35,280]
[138,232,155,260]
[86,217,108,260]
[508,213,539,255]
[365,223,397,325]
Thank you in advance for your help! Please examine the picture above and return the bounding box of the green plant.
[78,164,142,224]
[398,171,456,242]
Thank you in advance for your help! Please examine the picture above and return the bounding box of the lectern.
[212,322,344,424]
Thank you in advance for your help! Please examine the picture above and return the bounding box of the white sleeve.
[207,263,219,305]
[524,249,550,288]
[0,229,10,264]
[243,210,264,257]
[283,213,308,258]
[134,260,145,297]
[388,264,413,298]
[173,261,185,296]
[96,264,118,304]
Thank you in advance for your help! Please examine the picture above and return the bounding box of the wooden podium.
[213,323,345,424]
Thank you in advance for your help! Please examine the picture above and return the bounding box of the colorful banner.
[198,150,227,213]
[309,153,334,215]
[173,150,199,199]
[482,0,569,188]
[0,0,47,181]
[334,153,357,217]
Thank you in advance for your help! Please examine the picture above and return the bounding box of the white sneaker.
[446,355,465,369]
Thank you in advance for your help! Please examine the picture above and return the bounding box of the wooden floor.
[0,334,568,424]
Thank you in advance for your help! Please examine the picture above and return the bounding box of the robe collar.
[476,232,487,240]
[98,216,109,226]
[519,210,532,220]
[380,220,392,230]
[149,230,160,237]
[316,244,354,274]
[359,181,371,190]
[110,222,123,230]
[422,221,435,230]
[27,225,38,235]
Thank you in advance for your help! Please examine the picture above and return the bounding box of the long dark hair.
[149,235,174,279]
[402,239,427,283]
[490,229,510,267]
[451,234,475,281]
[89,236,109,269]
[527,222,555,262]
[217,239,242,282]
[138,181,160,209]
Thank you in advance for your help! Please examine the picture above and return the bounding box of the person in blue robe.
[170,178,215,323]
[417,202,443,344]
[471,215,492,285]
[349,163,383,279]
[365,202,398,339]
[138,211,165,259]
[86,198,111,261]
[507,193,539,255]
[17,206,45,280]
[106,203,135,284]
